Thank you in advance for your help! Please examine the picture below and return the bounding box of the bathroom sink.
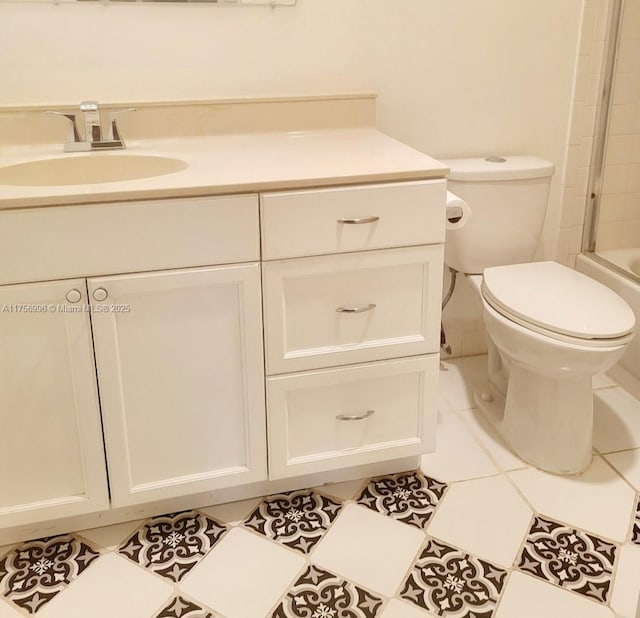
[0,154,188,186]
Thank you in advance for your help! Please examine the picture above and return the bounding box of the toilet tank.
[441,156,554,274]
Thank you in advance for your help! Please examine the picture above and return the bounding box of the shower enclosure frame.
[581,0,639,283]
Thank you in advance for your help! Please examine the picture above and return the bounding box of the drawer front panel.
[260,180,446,260]
[0,194,259,285]
[267,355,438,479]
[263,245,443,374]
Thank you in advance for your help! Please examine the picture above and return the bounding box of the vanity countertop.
[0,127,449,209]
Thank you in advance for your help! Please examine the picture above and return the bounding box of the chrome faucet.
[46,101,136,152]
[80,101,102,145]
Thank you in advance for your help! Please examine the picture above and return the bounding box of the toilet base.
[474,363,594,475]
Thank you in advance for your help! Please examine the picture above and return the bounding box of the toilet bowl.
[441,155,636,474]
[466,263,634,474]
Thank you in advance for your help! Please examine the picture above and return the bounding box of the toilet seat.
[481,261,636,346]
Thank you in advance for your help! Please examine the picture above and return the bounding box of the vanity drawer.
[0,194,259,285]
[262,245,443,374]
[266,355,438,480]
[260,179,446,260]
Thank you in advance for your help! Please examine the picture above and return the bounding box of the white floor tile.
[594,387,640,453]
[311,503,424,597]
[314,478,367,502]
[438,356,487,413]
[37,553,173,618]
[180,527,304,618]
[420,412,499,483]
[199,497,261,526]
[509,457,637,542]
[76,519,146,551]
[604,448,640,491]
[611,544,640,618]
[494,571,614,618]
[458,408,528,471]
[427,476,533,568]
[0,599,22,618]
[379,598,437,617]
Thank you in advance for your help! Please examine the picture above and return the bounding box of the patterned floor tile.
[632,496,640,545]
[399,538,507,617]
[155,595,218,618]
[118,510,226,583]
[517,516,617,604]
[244,490,342,554]
[356,471,447,529]
[272,565,383,618]
[0,535,99,614]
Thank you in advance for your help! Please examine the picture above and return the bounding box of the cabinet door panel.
[0,280,109,528]
[263,245,443,374]
[267,356,438,479]
[89,265,266,507]
[261,180,446,260]
[0,194,259,285]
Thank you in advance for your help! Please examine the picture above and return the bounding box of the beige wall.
[371,0,584,356]
[0,0,376,106]
[1,0,588,358]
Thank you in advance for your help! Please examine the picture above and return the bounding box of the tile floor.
[1,355,640,618]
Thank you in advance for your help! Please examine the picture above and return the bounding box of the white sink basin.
[0,154,188,186]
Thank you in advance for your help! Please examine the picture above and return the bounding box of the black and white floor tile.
[244,489,342,554]
[632,496,640,545]
[118,510,227,582]
[2,360,640,617]
[0,535,99,614]
[273,565,383,618]
[400,538,507,617]
[517,516,617,604]
[356,471,447,530]
[154,595,218,618]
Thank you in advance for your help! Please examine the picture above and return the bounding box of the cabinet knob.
[65,289,82,303]
[93,287,108,302]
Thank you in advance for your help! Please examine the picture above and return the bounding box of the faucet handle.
[44,110,82,144]
[105,108,136,143]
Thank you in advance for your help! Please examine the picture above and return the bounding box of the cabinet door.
[0,280,109,529]
[89,265,267,507]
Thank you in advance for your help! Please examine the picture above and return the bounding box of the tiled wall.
[597,0,640,250]
[557,0,612,268]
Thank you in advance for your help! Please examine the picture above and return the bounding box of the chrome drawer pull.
[336,303,376,314]
[336,410,375,422]
[337,216,380,225]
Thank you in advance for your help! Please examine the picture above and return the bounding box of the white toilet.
[442,155,636,475]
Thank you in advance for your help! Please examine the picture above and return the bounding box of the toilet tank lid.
[441,156,555,181]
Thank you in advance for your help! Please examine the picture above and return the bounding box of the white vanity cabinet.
[261,179,446,479]
[0,168,446,542]
[0,280,109,528]
[88,264,267,507]
[0,194,267,531]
